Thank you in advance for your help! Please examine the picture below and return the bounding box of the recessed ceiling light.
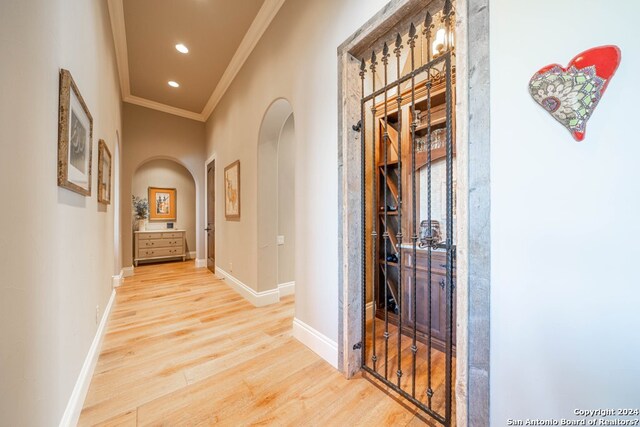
[168,81,180,88]
[175,43,189,54]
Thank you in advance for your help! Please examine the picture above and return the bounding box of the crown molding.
[107,0,285,123]
[200,0,286,120]
[107,0,130,101]
[124,95,206,122]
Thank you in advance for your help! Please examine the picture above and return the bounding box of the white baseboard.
[215,267,280,307]
[122,266,134,277]
[195,258,207,268]
[292,317,338,368]
[59,289,116,427]
[188,251,196,260]
[278,281,295,297]
[112,272,123,288]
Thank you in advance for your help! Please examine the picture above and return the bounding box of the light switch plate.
[277,235,285,245]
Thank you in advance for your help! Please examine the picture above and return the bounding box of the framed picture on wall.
[148,187,177,221]
[97,140,112,204]
[57,69,93,196]
[224,160,241,220]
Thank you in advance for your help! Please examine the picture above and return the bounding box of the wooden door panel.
[207,161,215,273]
[402,269,441,339]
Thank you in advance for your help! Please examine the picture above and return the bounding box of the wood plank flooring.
[364,318,456,422]
[79,261,447,426]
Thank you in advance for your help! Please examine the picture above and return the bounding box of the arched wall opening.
[257,99,296,294]
[277,114,296,287]
[132,158,198,259]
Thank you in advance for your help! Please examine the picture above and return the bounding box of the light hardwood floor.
[79,261,446,426]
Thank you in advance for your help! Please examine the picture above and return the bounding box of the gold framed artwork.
[57,69,93,196]
[224,160,240,220]
[148,187,177,221]
[97,140,112,204]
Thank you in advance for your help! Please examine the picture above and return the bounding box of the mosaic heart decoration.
[529,45,621,141]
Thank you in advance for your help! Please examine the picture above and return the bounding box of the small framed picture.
[97,140,112,204]
[224,160,241,220]
[57,69,93,196]
[166,222,174,229]
[148,187,177,222]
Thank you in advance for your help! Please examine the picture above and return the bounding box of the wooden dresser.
[134,230,186,266]
[402,248,456,354]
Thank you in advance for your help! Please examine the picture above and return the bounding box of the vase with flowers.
[132,196,149,231]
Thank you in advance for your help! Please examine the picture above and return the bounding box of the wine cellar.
[358,1,458,424]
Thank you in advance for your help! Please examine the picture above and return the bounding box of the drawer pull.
[439,279,445,289]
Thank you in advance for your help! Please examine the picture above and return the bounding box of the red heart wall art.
[529,45,621,141]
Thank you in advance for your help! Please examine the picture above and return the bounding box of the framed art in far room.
[57,69,93,196]
[224,160,240,220]
[148,187,177,222]
[97,140,111,204]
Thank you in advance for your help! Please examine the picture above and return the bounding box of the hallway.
[79,262,437,426]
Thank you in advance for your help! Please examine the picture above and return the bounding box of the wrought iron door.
[358,1,456,425]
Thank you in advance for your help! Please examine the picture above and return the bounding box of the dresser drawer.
[139,239,162,248]
[158,238,183,247]
[161,232,184,239]
[138,247,183,258]
[137,232,162,240]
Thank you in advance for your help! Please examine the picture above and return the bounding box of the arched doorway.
[132,158,197,263]
[257,99,296,297]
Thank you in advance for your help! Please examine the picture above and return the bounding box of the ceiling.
[108,0,285,122]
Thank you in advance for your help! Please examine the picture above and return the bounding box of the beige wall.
[256,106,296,292]
[0,0,122,424]
[204,0,389,342]
[278,114,295,285]
[257,115,279,292]
[133,159,197,256]
[122,103,206,268]
[256,99,294,292]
